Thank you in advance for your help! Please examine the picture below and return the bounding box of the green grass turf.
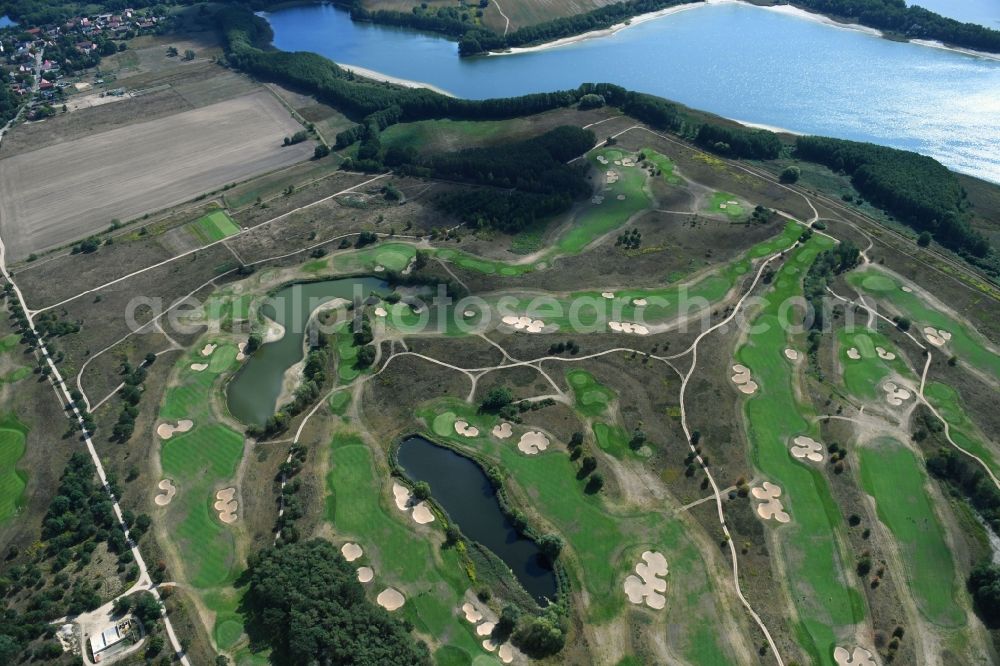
[189,210,240,243]
[566,369,614,417]
[592,422,629,459]
[329,390,351,415]
[705,192,744,219]
[736,236,865,664]
[0,366,30,384]
[0,415,28,522]
[858,439,965,627]
[641,148,682,185]
[332,242,416,274]
[923,382,1000,480]
[380,118,516,153]
[433,248,537,277]
[325,433,482,657]
[848,269,1000,382]
[0,334,19,353]
[837,329,912,400]
[554,149,650,255]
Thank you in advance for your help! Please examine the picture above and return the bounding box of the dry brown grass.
[0,91,313,260]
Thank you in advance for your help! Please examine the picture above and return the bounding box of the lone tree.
[917,231,932,247]
[538,534,563,562]
[480,386,513,413]
[412,481,431,501]
[779,165,801,183]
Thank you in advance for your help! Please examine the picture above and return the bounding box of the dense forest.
[791,0,1000,53]
[0,82,18,126]
[241,540,431,664]
[0,0,168,25]
[794,136,987,257]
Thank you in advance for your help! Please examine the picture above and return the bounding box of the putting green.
[837,329,911,400]
[566,370,615,417]
[190,210,240,243]
[705,192,744,219]
[593,422,629,459]
[737,236,865,664]
[333,243,416,274]
[329,390,351,415]
[858,439,965,627]
[641,148,682,185]
[0,417,28,522]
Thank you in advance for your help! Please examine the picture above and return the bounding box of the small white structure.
[89,618,132,659]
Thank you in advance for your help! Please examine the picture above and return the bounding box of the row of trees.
[791,0,1000,53]
[795,136,986,257]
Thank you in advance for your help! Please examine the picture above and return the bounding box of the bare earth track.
[0,90,313,260]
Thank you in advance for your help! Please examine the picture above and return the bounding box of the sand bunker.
[923,326,951,347]
[846,347,861,360]
[616,194,626,201]
[501,315,546,333]
[214,487,238,524]
[357,566,374,583]
[784,348,799,361]
[790,436,825,463]
[623,550,668,610]
[605,170,619,184]
[608,321,650,335]
[392,482,412,511]
[454,420,480,438]
[156,419,193,440]
[236,342,247,361]
[752,482,790,523]
[377,588,405,611]
[374,306,387,317]
[727,199,738,205]
[462,602,483,624]
[596,155,608,164]
[200,343,217,357]
[833,646,877,666]
[632,298,648,306]
[602,291,615,299]
[875,346,896,361]
[731,364,759,395]
[482,640,498,652]
[341,542,363,562]
[463,310,476,318]
[882,381,912,406]
[591,195,604,204]
[411,502,435,524]
[154,479,176,506]
[476,622,496,637]
[901,286,912,293]
[497,643,514,663]
[190,363,208,372]
[492,422,513,439]
[517,431,550,455]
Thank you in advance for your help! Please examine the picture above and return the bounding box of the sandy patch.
[235,342,247,361]
[154,479,176,506]
[901,286,912,293]
[784,348,799,361]
[517,431,550,455]
[727,199,738,205]
[190,363,208,372]
[492,422,513,439]
[596,155,608,164]
[464,310,476,318]
[462,602,483,624]
[341,542,363,562]
[846,347,861,360]
[214,487,238,524]
[392,482,412,511]
[790,436,824,463]
[476,621,496,636]
[833,646,877,666]
[602,291,615,299]
[875,346,895,361]
[752,482,790,523]
[923,326,951,347]
[730,364,759,395]
[156,419,193,440]
[374,306,387,317]
[609,321,650,335]
[882,381,912,406]
[411,502,435,524]
[377,588,405,611]
[591,195,604,204]
[605,170,619,184]
[357,566,374,583]
[454,420,480,437]
[501,315,546,333]
[482,640,498,652]
[632,298,648,306]
[497,644,514,663]
[623,550,668,610]
[616,194,626,201]
[200,343,217,357]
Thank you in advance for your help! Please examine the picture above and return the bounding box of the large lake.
[264,2,1000,184]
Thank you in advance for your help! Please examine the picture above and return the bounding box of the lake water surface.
[397,435,558,602]
[264,2,1000,184]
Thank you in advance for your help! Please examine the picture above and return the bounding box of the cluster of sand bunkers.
[460,599,516,662]
[845,345,896,361]
[717,198,739,210]
[608,321,649,335]
[339,541,404,610]
[491,422,513,439]
[789,435,825,463]
[784,348,800,361]
[501,315,546,333]
[623,550,669,610]
[923,326,952,347]
[154,479,176,506]
[752,482,790,523]
[214,487,238,524]
[833,645,877,666]
[156,419,193,440]
[730,364,758,394]
[454,420,480,438]
[882,380,912,407]
[392,482,435,525]
[488,420,550,455]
